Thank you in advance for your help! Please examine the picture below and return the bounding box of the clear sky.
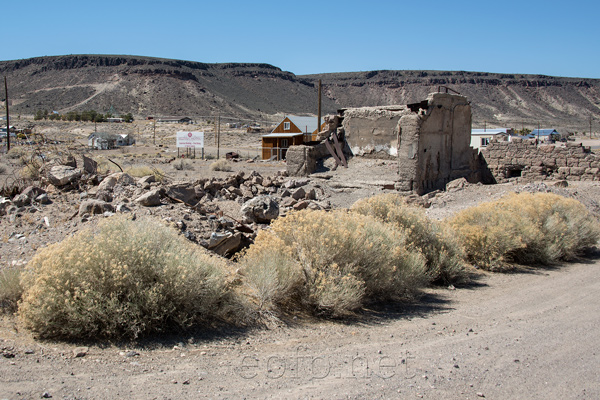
[3,0,599,78]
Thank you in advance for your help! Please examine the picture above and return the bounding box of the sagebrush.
[239,209,428,317]
[172,159,194,171]
[210,159,232,172]
[352,194,469,284]
[19,216,239,340]
[0,268,23,313]
[447,192,600,270]
[125,165,165,182]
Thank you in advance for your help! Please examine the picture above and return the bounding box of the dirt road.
[2,258,599,399]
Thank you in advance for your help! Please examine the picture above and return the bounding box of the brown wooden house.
[261,116,323,160]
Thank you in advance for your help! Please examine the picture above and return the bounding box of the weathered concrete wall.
[481,138,600,182]
[390,93,478,193]
[286,143,330,176]
[342,106,410,158]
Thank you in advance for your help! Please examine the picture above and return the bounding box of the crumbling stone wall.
[481,138,600,182]
[286,143,330,176]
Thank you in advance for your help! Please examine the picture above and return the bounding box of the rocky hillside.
[302,70,600,131]
[1,55,599,131]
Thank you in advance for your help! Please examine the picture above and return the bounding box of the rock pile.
[1,159,331,258]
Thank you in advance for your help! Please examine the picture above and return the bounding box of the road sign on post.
[176,131,204,148]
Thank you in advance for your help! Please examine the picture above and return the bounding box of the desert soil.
[1,120,600,399]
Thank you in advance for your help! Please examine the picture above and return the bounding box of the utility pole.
[153,118,156,145]
[318,79,322,140]
[590,114,593,139]
[4,77,10,152]
[217,113,221,159]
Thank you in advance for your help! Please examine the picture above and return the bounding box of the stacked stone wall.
[481,138,600,182]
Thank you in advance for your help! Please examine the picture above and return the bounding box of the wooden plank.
[324,139,342,167]
[331,133,348,168]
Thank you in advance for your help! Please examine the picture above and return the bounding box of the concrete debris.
[79,200,115,215]
[47,165,83,187]
[241,195,279,223]
[135,189,163,207]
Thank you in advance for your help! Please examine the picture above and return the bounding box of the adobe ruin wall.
[481,138,600,182]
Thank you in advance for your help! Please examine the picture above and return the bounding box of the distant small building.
[262,115,325,160]
[471,128,513,151]
[157,116,193,124]
[88,132,134,149]
[106,117,124,123]
[530,128,563,142]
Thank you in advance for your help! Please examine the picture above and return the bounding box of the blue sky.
[4,0,599,78]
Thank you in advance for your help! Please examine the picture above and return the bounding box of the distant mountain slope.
[0,55,338,121]
[302,70,600,131]
[1,55,599,131]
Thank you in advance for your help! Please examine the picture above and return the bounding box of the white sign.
[176,131,204,148]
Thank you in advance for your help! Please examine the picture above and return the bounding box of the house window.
[481,137,490,147]
[281,139,289,148]
[284,122,290,130]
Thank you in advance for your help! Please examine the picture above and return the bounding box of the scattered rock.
[291,187,306,200]
[554,180,568,188]
[240,195,279,223]
[79,200,115,215]
[48,165,82,187]
[446,177,469,192]
[135,189,163,207]
[73,347,89,358]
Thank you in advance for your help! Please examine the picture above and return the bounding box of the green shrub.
[209,159,232,172]
[19,216,236,340]
[0,268,23,313]
[239,210,428,317]
[352,194,469,284]
[447,192,600,271]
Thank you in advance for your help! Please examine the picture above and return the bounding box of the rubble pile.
[0,157,333,263]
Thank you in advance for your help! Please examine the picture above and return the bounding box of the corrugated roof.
[471,128,510,135]
[531,129,559,136]
[262,132,304,138]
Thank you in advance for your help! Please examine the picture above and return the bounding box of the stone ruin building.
[287,92,485,194]
[481,138,600,182]
[286,90,600,192]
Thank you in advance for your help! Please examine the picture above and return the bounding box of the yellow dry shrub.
[209,159,232,172]
[0,268,23,313]
[125,165,165,182]
[352,194,469,284]
[19,216,234,340]
[447,192,600,271]
[240,209,428,317]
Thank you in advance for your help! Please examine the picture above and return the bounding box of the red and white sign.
[176,131,204,148]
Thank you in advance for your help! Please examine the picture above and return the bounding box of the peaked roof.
[531,129,560,136]
[285,115,320,133]
[471,128,510,135]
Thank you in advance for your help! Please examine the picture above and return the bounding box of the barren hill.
[1,55,599,131]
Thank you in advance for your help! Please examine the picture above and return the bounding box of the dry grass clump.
[125,165,165,182]
[239,210,428,317]
[6,147,27,160]
[19,216,236,340]
[172,159,194,171]
[0,268,23,313]
[447,192,600,271]
[209,159,232,172]
[352,194,469,284]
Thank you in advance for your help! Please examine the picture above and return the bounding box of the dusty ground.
[1,121,600,399]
